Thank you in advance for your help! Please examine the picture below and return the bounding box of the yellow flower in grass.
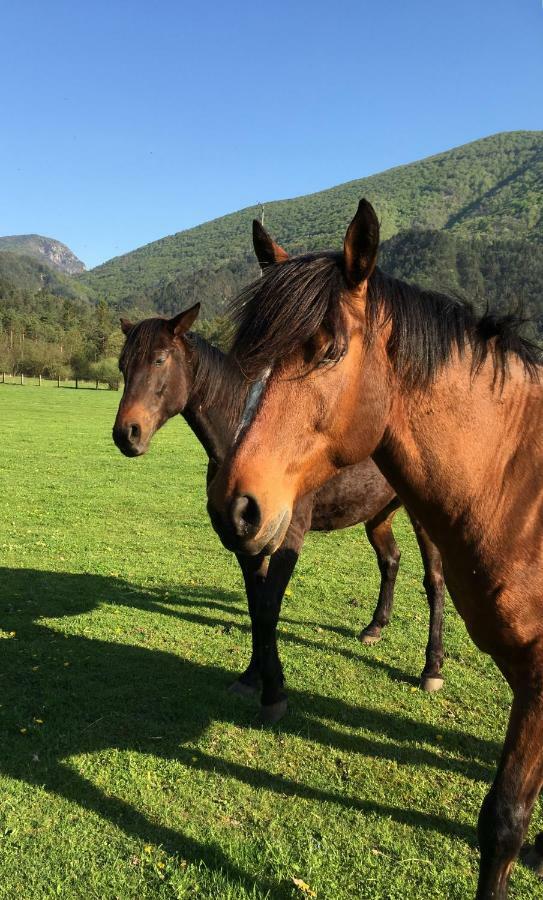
[292,878,316,897]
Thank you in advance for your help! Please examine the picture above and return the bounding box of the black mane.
[229,254,542,387]
[186,331,248,420]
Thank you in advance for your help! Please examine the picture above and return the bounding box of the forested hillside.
[81,130,543,315]
[1,130,541,379]
[0,253,121,383]
[0,252,88,299]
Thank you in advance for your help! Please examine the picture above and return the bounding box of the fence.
[0,373,121,390]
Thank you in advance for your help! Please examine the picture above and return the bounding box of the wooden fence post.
[21,373,24,386]
[57,374,60,388]
[75,378,79,389]
[38,374,42,387]
[96,379,99,390]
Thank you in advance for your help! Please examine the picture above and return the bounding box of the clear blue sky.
[1,0,542,268]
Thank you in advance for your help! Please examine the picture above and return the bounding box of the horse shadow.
[0,567,505,892]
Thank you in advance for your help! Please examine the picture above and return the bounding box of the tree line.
[1,227,542,386]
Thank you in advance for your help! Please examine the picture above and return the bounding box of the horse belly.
[310,462,396,532]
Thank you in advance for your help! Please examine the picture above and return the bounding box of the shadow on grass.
[125,583,432,684]
[0,567,502,892]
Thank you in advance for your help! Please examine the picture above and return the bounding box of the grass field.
[0,381,540,899]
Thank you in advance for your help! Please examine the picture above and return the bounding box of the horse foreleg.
[477,673,543,899]
[359,503,401,645]
[256,509,309,724]
[256,547,301,723]
[409,514,445,692]
[229,552,269,697]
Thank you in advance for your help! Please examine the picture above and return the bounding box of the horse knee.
[423,569,444,600]
[478,786,527,864]
[382,548,400,579]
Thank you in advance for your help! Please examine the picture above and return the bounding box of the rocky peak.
[0,234,86,274]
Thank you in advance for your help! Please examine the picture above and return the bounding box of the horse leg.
[256,503,310,724]
[409,514,445,692]
[521,831,543,875]
[477,674,543,898]
[228,552,269,697]
[359,502,401,645]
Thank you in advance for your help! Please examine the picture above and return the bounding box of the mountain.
[2,130,542,380]
[80,130,543,318]
[0,235,86,275]
[0,251,89,300]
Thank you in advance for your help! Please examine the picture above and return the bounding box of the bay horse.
[112,307,444,723]
[206,200,543,898]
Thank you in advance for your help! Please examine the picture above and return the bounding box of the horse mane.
[229,254,542,387]
[119,316,248,427]
[185,331,248,424]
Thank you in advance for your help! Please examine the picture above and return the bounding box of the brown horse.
[207,201,543,898]
[112,308,444,722]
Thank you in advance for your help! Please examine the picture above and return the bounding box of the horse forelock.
[229,252,350,380]
[119,317,170,373]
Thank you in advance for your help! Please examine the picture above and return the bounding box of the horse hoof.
[420,675,444,693]
[259,698,288,725]
[228,679,260,698]
[358,631,382,645]
[521,845,543,876]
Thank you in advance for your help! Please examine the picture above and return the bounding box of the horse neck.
[373,350,542,561]
[182,336,244,463]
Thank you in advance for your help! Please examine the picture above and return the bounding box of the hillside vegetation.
[0,252,118,382]
[0,251,88,300]
[81,130,543,316]
[1,131,542,377]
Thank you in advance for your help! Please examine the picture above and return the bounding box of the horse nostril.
[230,494,261,538]
[128,423,141,443]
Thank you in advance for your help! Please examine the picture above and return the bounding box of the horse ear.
[252,220,289,267]
[343,199,380,287]
[120,318,134,335]
[168,303,201,338]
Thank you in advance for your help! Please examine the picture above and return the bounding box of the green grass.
[0,381,540,899]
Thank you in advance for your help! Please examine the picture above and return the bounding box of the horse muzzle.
[207,493,291,555]
[112,421,149,457]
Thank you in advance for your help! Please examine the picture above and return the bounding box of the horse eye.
[316,348,346,369]
[316,357,333,369]
[154,357,165,367]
